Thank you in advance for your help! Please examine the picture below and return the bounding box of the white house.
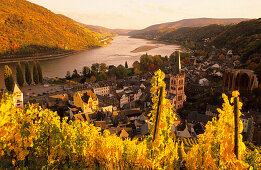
[13,84,23,108]
[93,86,111,96]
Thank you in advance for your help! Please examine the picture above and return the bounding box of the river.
[0,36,181,89]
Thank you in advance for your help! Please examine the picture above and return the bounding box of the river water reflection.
[0,36,181,89]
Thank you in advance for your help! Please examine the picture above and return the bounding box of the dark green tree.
[115,65,127,79]
[16,62,24,87]
[125,61,128,68]
[140,53,150,72]
[72,69,79,78]
[91,63,100,74]
[25,62,32,85]
[36,61,43,83]
[98,72,108,81]
[100,63,107,72]
[33,61,39,84]
[82,66,90,77]
[80,77,87,84]
[4,65,14,91]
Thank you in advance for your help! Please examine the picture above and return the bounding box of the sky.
[27,0,261,29]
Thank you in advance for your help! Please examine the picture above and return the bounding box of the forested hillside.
[83,24,133,36]
[159,24,229,50]
[129,18,249,38]
[131,18,261,70]
[0,0,104,58]
[211,19,261,63]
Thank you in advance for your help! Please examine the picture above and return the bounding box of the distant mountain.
[129,18,250,39]
[83,24,133,36]
[0,0,106,58]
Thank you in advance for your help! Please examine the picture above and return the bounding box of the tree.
[82,66,90,77]
[33,61,39,84]
[72,69,79,78]
[125,61,128,68]
[36,61,43,83]
[134,67,142,75]
[90,75,96,83]
[80,76,87,84]
[99,63,107,72]
[91,63,100,74]
[4,65,14,91]
[25,62,32,85]
[153,55,164,68]
[140,54,150,72]
[98,72,107,81]
[16,62,24,87]
[115,65,127,79]
[132,61,139,68]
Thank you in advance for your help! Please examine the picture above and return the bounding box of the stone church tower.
[169,52,186,110]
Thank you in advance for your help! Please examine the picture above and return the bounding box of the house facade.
[13,84,23,108]
[73,90,98,113]
[93,86,111,96]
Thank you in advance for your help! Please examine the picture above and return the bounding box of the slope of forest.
[0,0,105,58]
[83,24,133,36]
[129,18,249,38]
[131,18,261,70]
[211,19,261,63]
[159,24,229,49]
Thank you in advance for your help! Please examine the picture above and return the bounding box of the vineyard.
[0,70,261,169]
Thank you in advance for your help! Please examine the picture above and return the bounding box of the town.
[5,49,261,146]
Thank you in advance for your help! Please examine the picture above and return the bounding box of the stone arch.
[239,73,250,90]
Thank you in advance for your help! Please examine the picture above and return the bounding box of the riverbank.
[0,37,114,64]
[0,45,106,64]
[129,36,190,53]
[0,51,80,64]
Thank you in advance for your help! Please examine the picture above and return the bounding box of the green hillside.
[159,24,229,50]
[129,18,249,38]
[0,0,104,58]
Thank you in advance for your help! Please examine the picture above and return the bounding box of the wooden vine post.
[234,96,239,159]
[153,86,163,141]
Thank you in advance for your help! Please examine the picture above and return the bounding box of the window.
[178,96,182,101]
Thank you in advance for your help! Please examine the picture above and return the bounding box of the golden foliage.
[183,91,257,169]
[0,0,105,57]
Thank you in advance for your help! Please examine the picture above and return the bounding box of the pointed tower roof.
[173,51,181,75]
[177,51,181,74]
[13,83,22,94]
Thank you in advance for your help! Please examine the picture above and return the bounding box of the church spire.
[177,51,181,74]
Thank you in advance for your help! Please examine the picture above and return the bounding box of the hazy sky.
[27,0,261,29]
